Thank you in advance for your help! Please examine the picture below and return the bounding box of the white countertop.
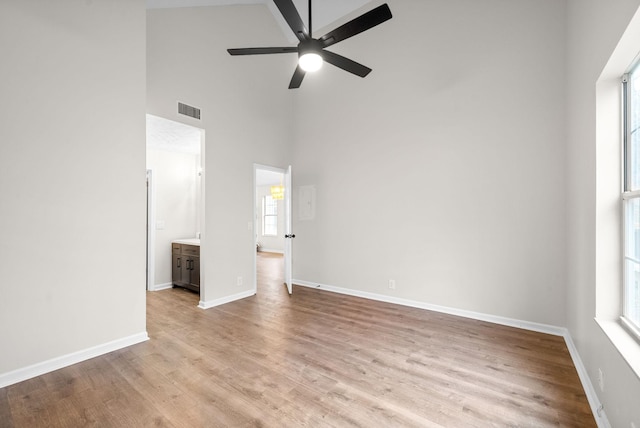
[172,238,200,246]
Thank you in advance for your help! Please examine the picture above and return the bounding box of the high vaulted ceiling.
[146,0,372,38]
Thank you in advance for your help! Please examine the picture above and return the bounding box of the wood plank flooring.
[0,251,595,427]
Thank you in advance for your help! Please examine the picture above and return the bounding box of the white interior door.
[284,165,293,294]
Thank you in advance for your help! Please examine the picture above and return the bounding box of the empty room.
[1,0,640,426]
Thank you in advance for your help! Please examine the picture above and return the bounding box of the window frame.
[622,62,640,342]
[262,195,278,237]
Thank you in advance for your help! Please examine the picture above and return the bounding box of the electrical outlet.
[237,276,243,286]
[388,279,396,290]
[598,368,604,392]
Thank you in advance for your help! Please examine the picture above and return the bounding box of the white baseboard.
[198,289,255,309]
[563,333,610,428]
[294,279,564,335]
[293,278,606,426]
[151,282,173,291]
[0,332,149,389]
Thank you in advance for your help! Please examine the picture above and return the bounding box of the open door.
[284,165,293,294]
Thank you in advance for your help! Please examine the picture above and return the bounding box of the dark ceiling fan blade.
[319,3,392,48]
[273,0,309,42]
[321,50,372,78]
[227,47,298,55]
[289,65,306,89]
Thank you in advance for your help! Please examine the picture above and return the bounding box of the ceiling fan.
[227,0,392,89]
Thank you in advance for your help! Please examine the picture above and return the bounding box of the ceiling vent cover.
[178,102,201,120]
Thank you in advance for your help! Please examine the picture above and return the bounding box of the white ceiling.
[256,169,284,186]
[147,0,264,7]
[146,0,372,37]
[146,115,201,155]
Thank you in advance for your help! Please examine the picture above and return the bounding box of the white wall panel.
[292,0,567,326]
[0,0,147,375]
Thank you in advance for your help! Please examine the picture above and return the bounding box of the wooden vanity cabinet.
[172,243,200,292]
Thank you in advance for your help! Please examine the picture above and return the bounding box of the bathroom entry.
[146,114,204,291]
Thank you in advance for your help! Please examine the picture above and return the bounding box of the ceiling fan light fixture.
[299,52,323,72]
[227,0,392,89]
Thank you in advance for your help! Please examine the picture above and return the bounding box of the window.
[623,62,640,337]
[262,195,277,237]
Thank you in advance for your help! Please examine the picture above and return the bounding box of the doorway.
[254,165,287,295]
[146,114,204,292]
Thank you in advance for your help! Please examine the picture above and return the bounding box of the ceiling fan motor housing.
[298,38,323,57]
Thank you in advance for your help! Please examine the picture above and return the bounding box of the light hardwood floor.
[0,252,595,427]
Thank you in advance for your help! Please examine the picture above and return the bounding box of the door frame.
[253,164,287,294]
[146,169,155,291]
[145,114,205,296]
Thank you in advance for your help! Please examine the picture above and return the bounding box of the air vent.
[178,102,201,120]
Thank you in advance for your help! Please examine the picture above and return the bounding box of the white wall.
[256,185,285,253]
[147,5,293,305]
[292,0,567,326]
[0,1,146,376]
[147,149,199,286]
[566,0,640,426]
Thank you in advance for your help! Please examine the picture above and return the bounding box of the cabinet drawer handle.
[177,257,181,268]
